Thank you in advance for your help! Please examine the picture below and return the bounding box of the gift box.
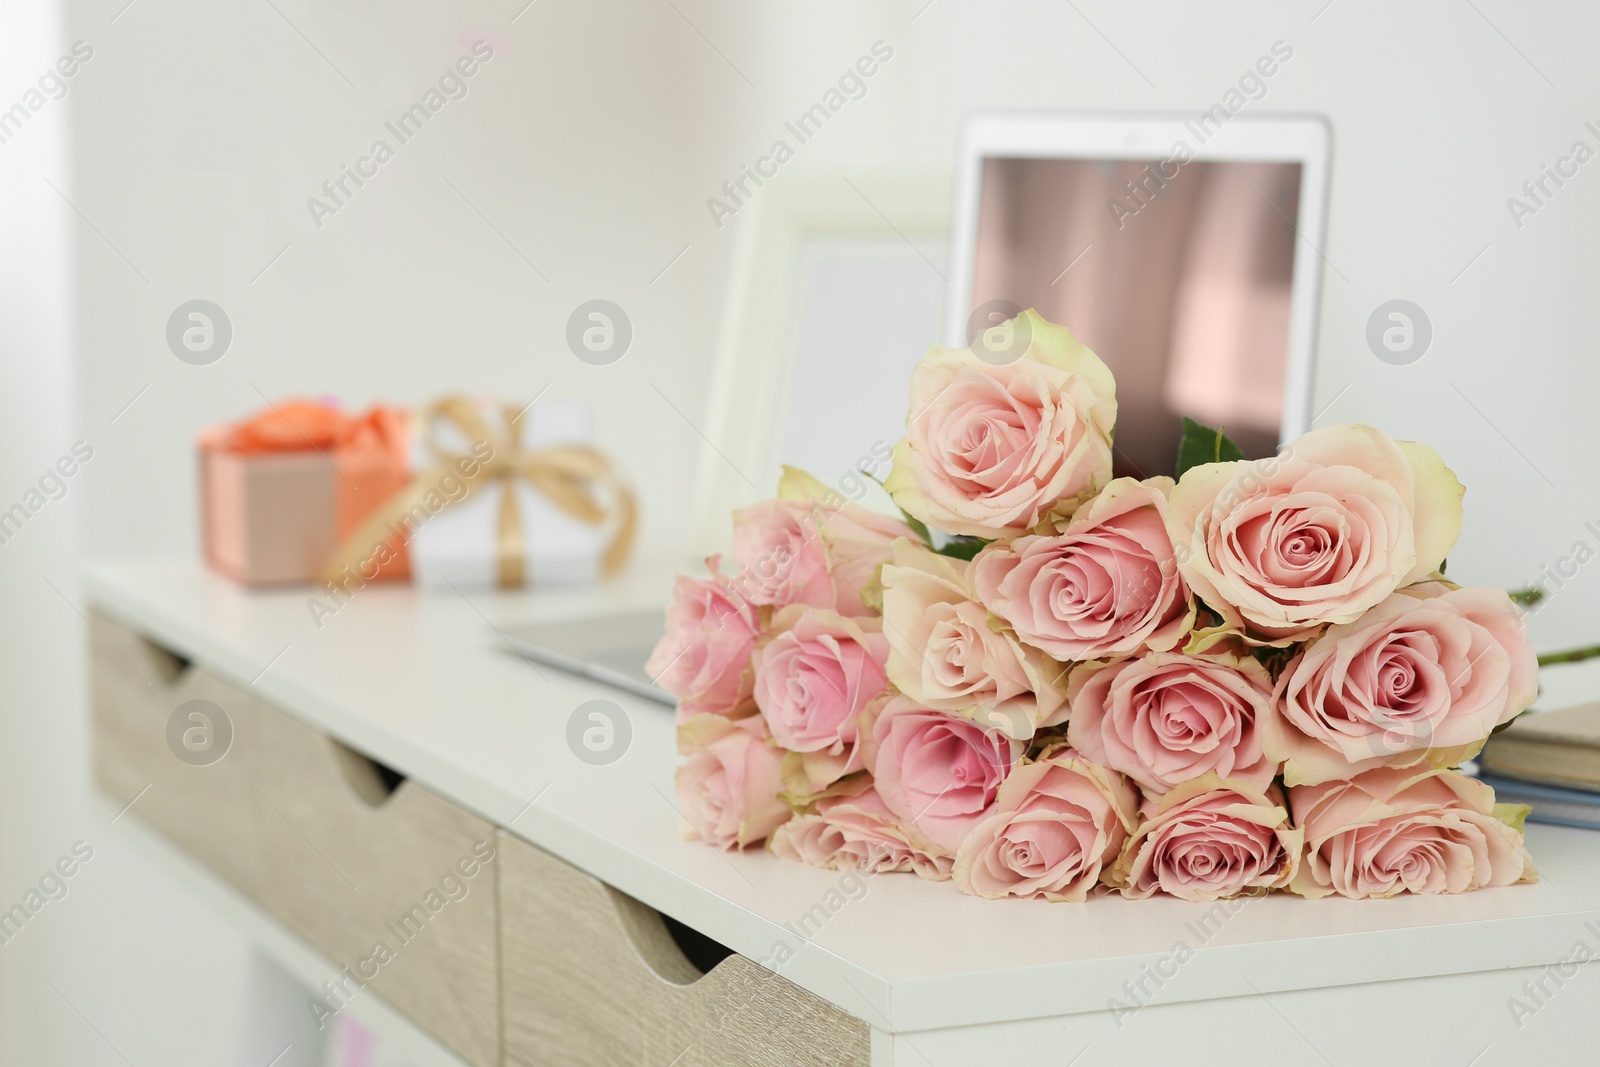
[200,400,411,585]
[320,395,636,591]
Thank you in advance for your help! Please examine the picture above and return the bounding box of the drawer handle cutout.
[329,739,407,807]
[662,914,736,975]
[607,888,735,985]
[138,636,192,685]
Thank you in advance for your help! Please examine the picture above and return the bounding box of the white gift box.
[407,398,603,590]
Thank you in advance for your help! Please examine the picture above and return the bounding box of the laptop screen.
[968,156,1303,479]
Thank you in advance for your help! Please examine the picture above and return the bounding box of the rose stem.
[1538,644,1600,667]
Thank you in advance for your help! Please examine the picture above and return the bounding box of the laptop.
[502,606,676,702]
[504,110,1333,702]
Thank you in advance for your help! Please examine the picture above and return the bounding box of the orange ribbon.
[207,399,409,466]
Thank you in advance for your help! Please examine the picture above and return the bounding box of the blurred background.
[4,1,1600,1062]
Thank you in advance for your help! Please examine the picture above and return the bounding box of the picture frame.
[688,171,952,556]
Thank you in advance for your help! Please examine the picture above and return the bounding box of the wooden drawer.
[90,611,268,889]
[89,613,501,1067]
[498,833,870,1067]
[247,702,501,1067]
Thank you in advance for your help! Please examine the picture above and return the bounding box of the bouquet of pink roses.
[650,308,1562,903]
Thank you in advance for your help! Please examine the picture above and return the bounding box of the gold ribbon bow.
[321,396,637,587]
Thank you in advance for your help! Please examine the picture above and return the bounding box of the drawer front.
[90,611,267,889]
[89,613,500,1067]
[498,833,870,1067]
[247,708,501,1067]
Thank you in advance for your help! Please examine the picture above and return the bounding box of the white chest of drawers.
[86,560,1600,1067]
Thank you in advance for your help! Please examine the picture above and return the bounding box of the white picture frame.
[689,171,951,557]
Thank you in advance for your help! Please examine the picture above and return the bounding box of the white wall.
[3,0,1598,1060]
[64,1,1600,681]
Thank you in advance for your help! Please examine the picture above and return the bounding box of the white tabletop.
[85,558,1600,1034]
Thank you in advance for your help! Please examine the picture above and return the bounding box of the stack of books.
[1478,700,1600,830]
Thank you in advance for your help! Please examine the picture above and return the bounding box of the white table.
[86,559,1600,1066]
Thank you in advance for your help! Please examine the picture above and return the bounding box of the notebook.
[1474,773,1600,831]
[1479,701,1600,793]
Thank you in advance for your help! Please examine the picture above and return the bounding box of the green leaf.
[1491,711,1528,736]
[1174,416,1245,478]
[897,507,933,549]
[934,537,988,561]
[1493,802,1532,834]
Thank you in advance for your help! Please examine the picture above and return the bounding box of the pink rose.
[646,556,761,723]
[1262,583,1539,785]
[881,539,1067,740]
[675,714,790,850]
[752,607,888,789]
[953,753,1137,902]
[885,309,1116,539]
[816,507,916,614]
[861,696,1022,854]
[769,785,953,881]
[1067,651,1277,795]
[1166,424,1465,641]
[775,466,918,615]
[1110,777,1302,901]
[974,477,1194,661]
[729,498,835,611]
[1289,767,1536,899]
